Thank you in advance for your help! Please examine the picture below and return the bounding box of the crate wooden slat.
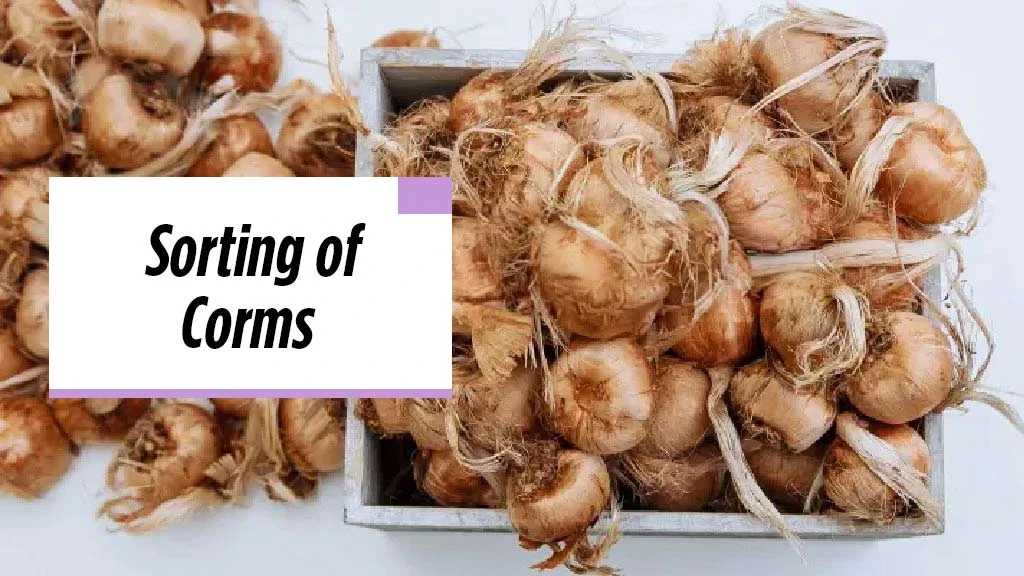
[347,48,943,537]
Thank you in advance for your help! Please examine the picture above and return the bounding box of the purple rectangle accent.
[397,177,452,214]
[48,389,452,399]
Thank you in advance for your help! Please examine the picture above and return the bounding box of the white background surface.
[5,0,1024,574]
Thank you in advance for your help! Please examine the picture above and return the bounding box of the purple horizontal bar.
[397,177,452,214]
[48,389,452,399]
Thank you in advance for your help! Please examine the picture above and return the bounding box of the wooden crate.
[345,48,943,537]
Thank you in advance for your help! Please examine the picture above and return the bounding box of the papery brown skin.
[0,98,61,167]
[835,206,924,312]
[448,70,509,133]
[452,217,503,303]
[0,227,29,308]
[628,443,725,512]
[703,95,771,142]
[222,152,293,177]
[458,363,538,449]
[536,156,671,339]
[6,0,86,72]
[275,93,358,176]
[832,91,885,171]
[418,449,498,507]
[728,359,836,452]
[672,292,759,367]
[537,222,670,340]
[487,365,538,435]
[718,150,835,253]
[209,398,253,419]
[450,302,481,335]
[450,303,533,386]
[752,22,866,135]
[379,96,452,177]
[82,74,185,170]
[676,96,772,167]
[109,402,220,504]
[0,0,9,49]
[671,29,762,163]
[823,420,930,521]
[357,398,408,436]
[500,123,582,221]
[845,312,952,425]
[372,30,440,48]
[670,29,758,102]
[52,399,152,445]
[188,114,274,176]
[839,266,915,313]
[746,440,826,512]
[842,203,928,240]
[566,87,675,169]
[0,166,53,248]
[97,0,205,76]
[177,0,207,19]
[663,240,759,367]
[0,397,72,498]
[506,447,611,543]
[280,398,345,476]
[633,358,711,457]
[72,56,117,102]
[202,13,282,94]
[548,339,653,455]
[0,330,33,380]
[392,97,450,141]
[876,102,985,225]
[759,271,844,376]
[16,268,47,359]
[371,399,408,435]
[406,399,448,451]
